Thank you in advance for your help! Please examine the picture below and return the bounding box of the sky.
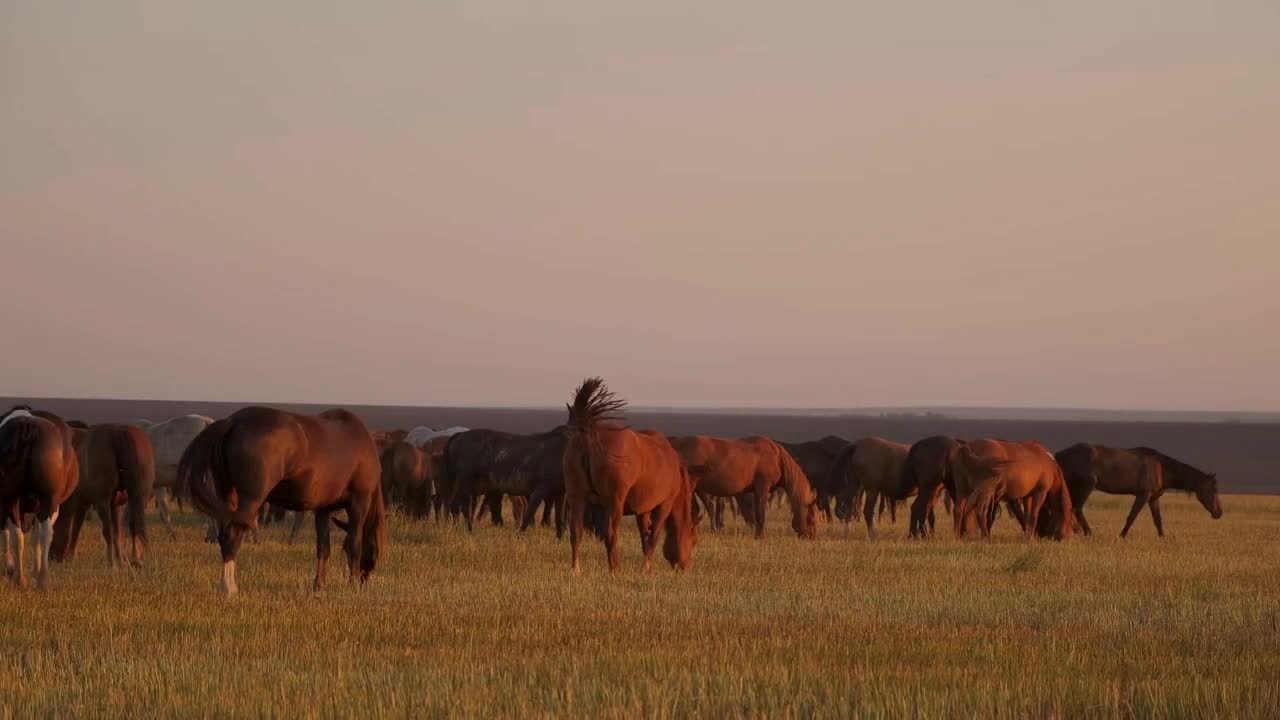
[2,2,1278,410]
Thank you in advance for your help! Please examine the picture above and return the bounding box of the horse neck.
[1146,453,1192,491]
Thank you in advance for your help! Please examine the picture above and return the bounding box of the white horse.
[133,414,214,536]
[406,426,468,448]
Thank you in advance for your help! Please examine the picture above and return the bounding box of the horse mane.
[1132,447,1210,492]
[566,377,628,432]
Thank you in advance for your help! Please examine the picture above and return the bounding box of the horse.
[670,435,819,539]
[0,406,80,589]
[905,436,964,538]
[1055,443,1222,537]
[955,439,1073,541]
[441,428,563,531]
[50,424,155,566]
[135,414,213,536]
[381,441,433,518]
[504,431,567,537]
[179,407,385,596]
[563,378,696,573]
[407,426,468,449]
[826,438,913,540]
[780,436,850,522]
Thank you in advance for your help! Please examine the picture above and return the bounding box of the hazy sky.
[3,2,1277,410]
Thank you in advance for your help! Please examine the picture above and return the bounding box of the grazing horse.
[179,407,385,596]
[670,435,819,539]
[136,414,213,536]
[50,424,155,566]
[827,438,913,540]
[1055,443,1222,537]
[905,436,963,538]
[441,428,563,531]
[0,406,80,589]
[563,378,696,573]
[780,436,850,522]
[382,441,433,518]
[956,439,1073,541]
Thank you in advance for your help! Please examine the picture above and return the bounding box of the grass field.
[2,494,1277,718]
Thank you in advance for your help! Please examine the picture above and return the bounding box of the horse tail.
[1051,464,1073,541]
[963,476,1004,534]
[0,419,41,490]
[179,419,234,530]
[114,427,155,548]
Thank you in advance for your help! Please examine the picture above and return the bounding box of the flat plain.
[2,492,1277,718]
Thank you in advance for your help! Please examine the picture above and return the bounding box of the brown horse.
[905,436,963,538]
[1055,443,1222,537]
[827,438,913,540]
[180,407,385,596]
[780,436,850,522]
[0,406,80,589]
[956,439,1073,541]
[382,441,433,518]
[50,424,155,566]
[563,378,696,573]
[670,435,819,539]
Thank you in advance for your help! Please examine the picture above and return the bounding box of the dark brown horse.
[670,435,819,539]
[180,407,385,595]
[1055,443,1222,537]
[0,406,80,589]
[780,436,850,522]
[50,424,155,566]
[563,378,696,573]
[828,437,913,540]
[905,436,963,538]
[956,439,1073,541]
[441,427,567,532]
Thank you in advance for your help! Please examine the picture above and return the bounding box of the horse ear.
[1208,472,1217,481]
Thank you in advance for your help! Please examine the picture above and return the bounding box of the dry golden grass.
[1,493,1277,718]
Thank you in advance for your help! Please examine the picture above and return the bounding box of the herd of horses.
[0,378,1224,594]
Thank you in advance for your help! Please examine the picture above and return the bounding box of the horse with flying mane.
[0,405,80,589]
[179,406,385,595]
[1055,443,1222,537]
[50,424,155,567]
[562,378,696,573]
[669,435,819,539]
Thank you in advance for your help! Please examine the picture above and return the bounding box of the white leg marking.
[222,559,238,596]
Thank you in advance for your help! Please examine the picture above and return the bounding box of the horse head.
[1195,472,1223,519]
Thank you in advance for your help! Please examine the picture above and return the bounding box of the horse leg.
[204,518,219,544]
[635,513,654,573]
[64,504,86,558]
[344,501,369,584]
[34,507,59,590]
[554,493,565,540]
[509,496,527,530]
[287,511,306,545]
[96,501,118,567]
[155,488,177,540]
[752,489,767,540]
[218,523,248,596]
[862,491,879,541]
[1148,496,1165,537]
[1024,489,1047,540]
[313,510,332,592]
[6,519,27,588]
[1120,494,1149,538]
[112,502,130,565]
[568,494,585,575]
[604,498,625,572]
[1073,485,1095,536]
[521,487,547,532]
